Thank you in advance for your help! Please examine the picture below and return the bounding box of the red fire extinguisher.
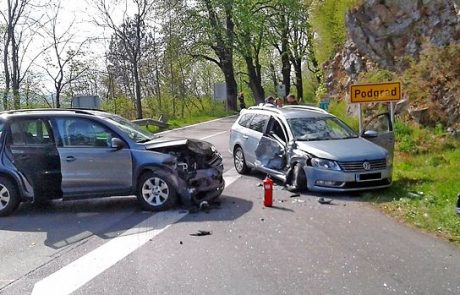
[263,175,273,207]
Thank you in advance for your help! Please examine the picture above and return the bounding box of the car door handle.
[65,156,76,162]
[243,135,249,139]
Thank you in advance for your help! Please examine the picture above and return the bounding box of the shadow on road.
[0,194,252,249]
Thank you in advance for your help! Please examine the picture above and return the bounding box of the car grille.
[338,159,387,172]
[208,152,223,167]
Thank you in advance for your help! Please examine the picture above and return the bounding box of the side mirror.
[362,130,378,138]
[111,138,125,150]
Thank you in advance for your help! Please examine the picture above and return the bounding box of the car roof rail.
[247,105,283,114]
[1,108,102,116]
[282,105,329,114]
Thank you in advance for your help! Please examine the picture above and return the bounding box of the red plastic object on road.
[263,175,273,207]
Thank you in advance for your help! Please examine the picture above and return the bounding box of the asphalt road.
[1,116,460,295]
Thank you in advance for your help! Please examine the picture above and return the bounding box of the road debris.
[180,241,183,245]
[318,197,333,205]
[190,230,212,236]
[260,218,265,222]
[291,199,305,204]
[290,194,300,198]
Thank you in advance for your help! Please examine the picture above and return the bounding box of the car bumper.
[176,165,225,205]
[305,166,392,192]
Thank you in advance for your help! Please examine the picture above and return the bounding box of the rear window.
[238,113,254,128]
[248,114,269,133]
[9,119,54,146]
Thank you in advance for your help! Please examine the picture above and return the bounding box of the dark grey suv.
[0,109,224,216]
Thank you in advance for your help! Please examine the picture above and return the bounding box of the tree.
[42,0,89,108]
[94,0,157,119]
[233,0,270,103]
[288,0,313,101]
[268,0,292,98]
[1,0,47,110]
[186,0,238,111]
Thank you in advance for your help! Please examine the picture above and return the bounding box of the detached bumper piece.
[188,166,225,204]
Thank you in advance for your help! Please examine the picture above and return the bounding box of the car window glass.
[288,117,357,141]
[268,119,287,142]
[56,118,114,148]
[10,119,54,146]
[248,115,269,133]
[238,114,254,128]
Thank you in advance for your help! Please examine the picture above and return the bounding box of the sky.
[1,0,141,94]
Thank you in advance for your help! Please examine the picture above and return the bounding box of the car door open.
[254,117,288,179]
[362,113,395,159]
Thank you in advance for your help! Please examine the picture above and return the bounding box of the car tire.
[287,163,307,192]
[234,146,250,174]
[137,171,177,211]
[0,176,20,217]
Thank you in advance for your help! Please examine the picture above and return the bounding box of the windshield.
[101,114,156,143]
[287,116,358,141]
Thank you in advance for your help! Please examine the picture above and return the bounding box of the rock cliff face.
[324,0,460,126]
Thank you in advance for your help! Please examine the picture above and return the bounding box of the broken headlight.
[386,153,392,167]
[311,158,341,171]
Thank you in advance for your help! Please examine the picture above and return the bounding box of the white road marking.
[200,130,227,140]
[223,168,240,187]
[31,169,240,295]
[31,210,188,295]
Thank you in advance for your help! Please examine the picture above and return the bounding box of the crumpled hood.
[296,138,387,161]
[144,137,214,156]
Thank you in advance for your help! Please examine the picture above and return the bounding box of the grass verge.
[362,122,460,243]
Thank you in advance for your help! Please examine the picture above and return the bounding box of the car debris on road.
[318,197,333,205]
[190,230,212,236]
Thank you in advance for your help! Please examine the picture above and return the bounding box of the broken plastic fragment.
[318,197,333,205]
[190,230,212,236]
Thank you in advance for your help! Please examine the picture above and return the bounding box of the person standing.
[275,97,283,108]
[285,94,298,105]
[238,92,246,110]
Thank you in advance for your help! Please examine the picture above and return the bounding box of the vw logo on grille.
[363,161,371,170]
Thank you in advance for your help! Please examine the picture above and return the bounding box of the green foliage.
[364,121,460,243]
[402,44,460,126]
[309,0,361,65]
[102,97,137,120]
[358,68,396,84]
[143,96,233,132]
[327,99,359,131]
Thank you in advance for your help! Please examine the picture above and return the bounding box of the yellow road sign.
[350,82,401,103]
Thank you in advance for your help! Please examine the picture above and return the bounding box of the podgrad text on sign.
[350,82,401,103]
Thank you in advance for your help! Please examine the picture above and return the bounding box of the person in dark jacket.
[285,94,298,105]
[238,92,246,110]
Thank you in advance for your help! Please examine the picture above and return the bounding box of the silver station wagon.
[229,105,394,192]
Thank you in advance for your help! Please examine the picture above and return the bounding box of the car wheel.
[137,171,177,211]
[0,177,20,217]
[287,163,307,192]
[234,146,250,174]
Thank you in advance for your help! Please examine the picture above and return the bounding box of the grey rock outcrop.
[324,0,460,127]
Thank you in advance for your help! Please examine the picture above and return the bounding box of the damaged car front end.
[143,138,225,206]
[229,105,394,193]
